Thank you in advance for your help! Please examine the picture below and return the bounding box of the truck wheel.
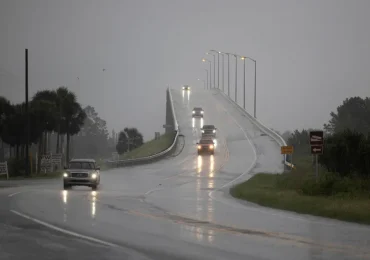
[63,184,70,190]
[91,185,98,191]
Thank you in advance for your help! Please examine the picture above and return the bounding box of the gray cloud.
[1,0,370,139]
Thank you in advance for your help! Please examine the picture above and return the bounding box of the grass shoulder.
[0,171,62,180]
[230,156,370,225]
[120,132,175,160]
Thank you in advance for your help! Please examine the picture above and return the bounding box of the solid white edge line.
[10,210,119,247]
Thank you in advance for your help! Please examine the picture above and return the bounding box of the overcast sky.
[1,0,370,139]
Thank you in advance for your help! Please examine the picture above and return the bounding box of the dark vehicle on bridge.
[201,124,217,137]
[182,85,191,90]
[192,107,204,118]
[197,138,215,155]
[63,159,100,190]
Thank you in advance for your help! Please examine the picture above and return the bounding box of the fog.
[1,0,370,140]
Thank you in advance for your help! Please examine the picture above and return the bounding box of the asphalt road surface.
[1,89,370,260]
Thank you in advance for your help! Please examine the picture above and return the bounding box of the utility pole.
[25,49,30,176]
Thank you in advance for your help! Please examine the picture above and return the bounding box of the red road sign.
[309,131,324,145]
[311,145,323,155]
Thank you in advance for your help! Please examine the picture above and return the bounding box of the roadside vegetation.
[1,87,122,178]
[231,96,370,224]
[120,132,175,159]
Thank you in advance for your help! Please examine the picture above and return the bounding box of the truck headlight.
[201,111,204,114]
[197,145,201,149]
[213,130,216,133]
[91,173,97,179]
[63,173,68,178]
[192,111,195,114]
[209,145,214,149]
[201,130,204,133]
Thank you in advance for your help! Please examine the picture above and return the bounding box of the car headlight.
[91,173,97,179]
[197,145,201,149]
[182,87,185,90]
[63,173,68,178]
[209,145,214,149]
[201,130,204,133]
[213,130,216,133]
[192,111,195,114]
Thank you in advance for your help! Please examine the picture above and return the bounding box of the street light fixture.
[202,58,212,89]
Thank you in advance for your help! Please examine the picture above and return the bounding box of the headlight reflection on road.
[209,155,214,177]
[200,118,204,128]
[62,190,68,204]
[61,190,68,223]
[197,155,202,173]
[91,191,97,218]
[192,118,195,128]
[187,90,190,101]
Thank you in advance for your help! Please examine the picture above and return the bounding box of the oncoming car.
[63,159,100,190]
[201,124,217,137]
[192,107,204,118]
[197,138,215,155]
[182,85,190,90]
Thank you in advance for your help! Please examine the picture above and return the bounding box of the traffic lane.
[211,89,284,174]
[9,187,289,260]
[145,139,254,218]
[171,89,370,253]
[0,189,151,260]
[9,187,361,260]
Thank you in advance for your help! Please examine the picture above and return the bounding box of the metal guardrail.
[106,88,179,167]
[217,90,294,169]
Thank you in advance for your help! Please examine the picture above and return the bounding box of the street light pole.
[221,53,224,92]
[234,54,237,102]
[227,54,230,96]
[245,57,257,118]
[204,69,209,89]
[217,52,220,89]
[254,60,257,118]
[241,57,246,109]
[25,49,30,176]
[206,52,216,88]
[198,79,205,89]
[202,58,212,89]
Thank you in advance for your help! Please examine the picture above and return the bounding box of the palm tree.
[62,100,86,162]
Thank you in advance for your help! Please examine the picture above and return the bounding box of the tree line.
[115,127,144,155]
[0,86,116,176]
[284,96,370,177]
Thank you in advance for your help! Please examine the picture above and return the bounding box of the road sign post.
[309,131,324,182]
[281,146,294,171]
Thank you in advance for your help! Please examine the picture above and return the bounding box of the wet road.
[2,89,370,259]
